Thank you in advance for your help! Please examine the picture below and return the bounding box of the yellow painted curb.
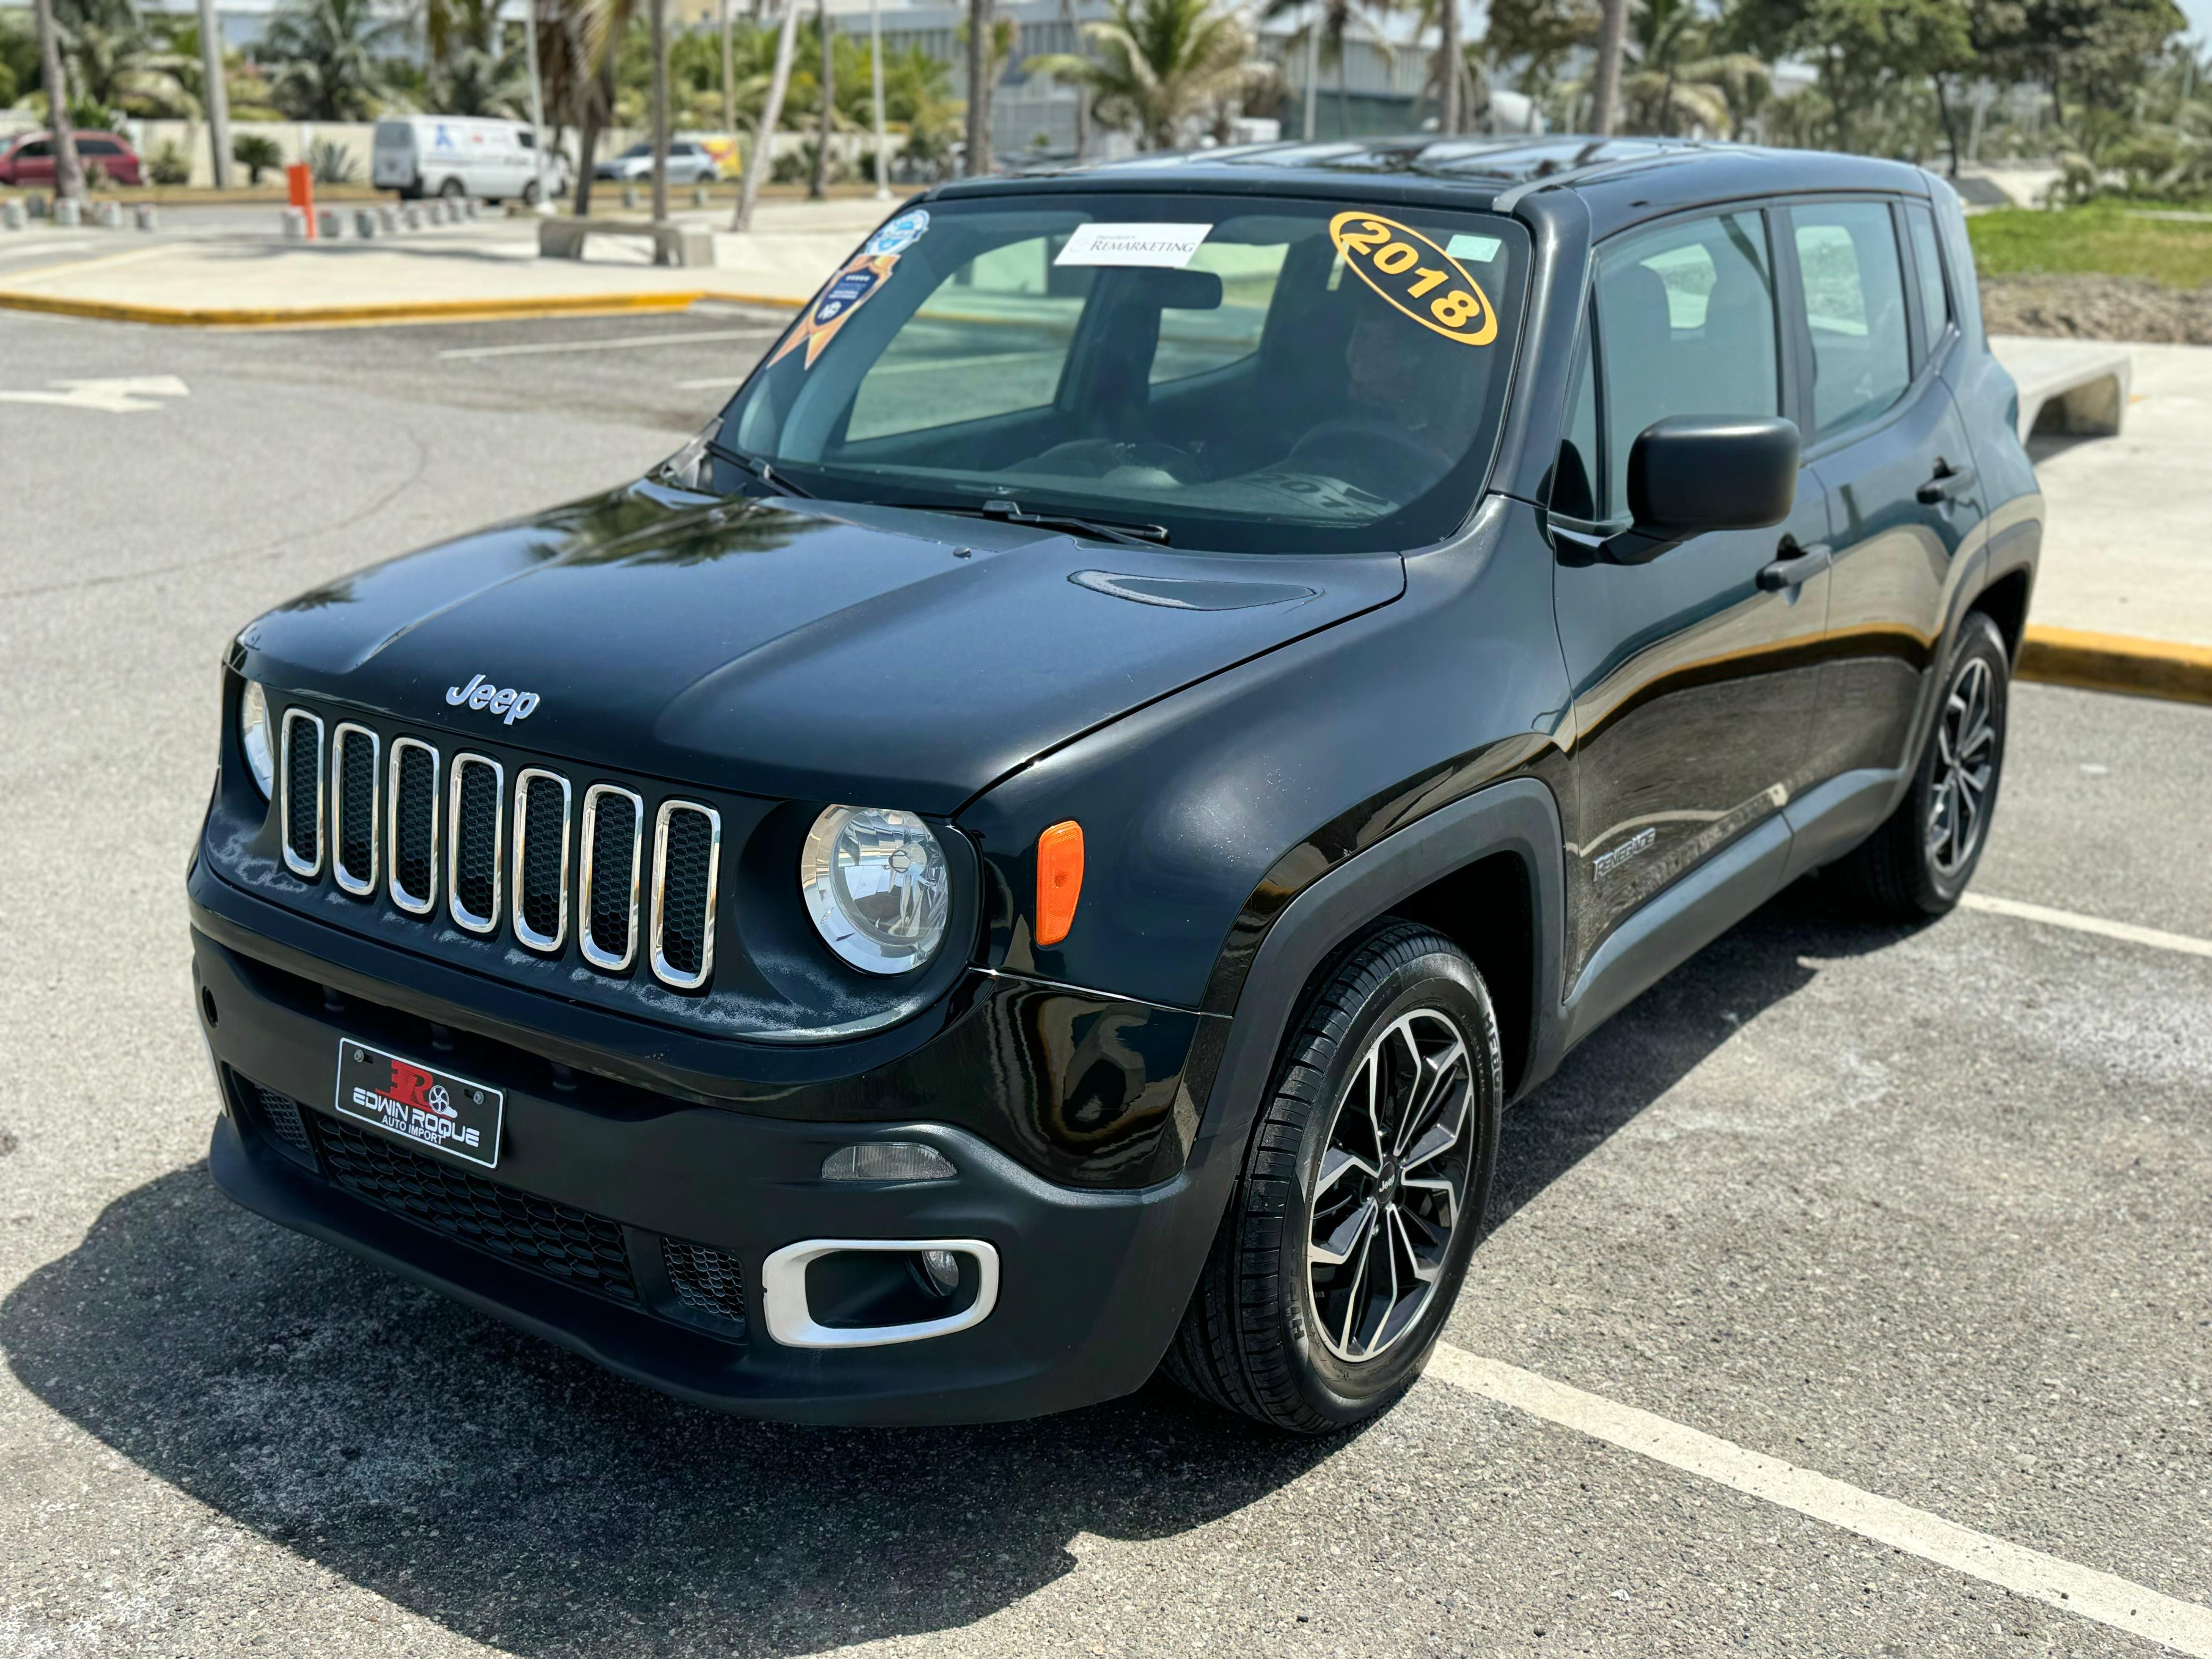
[0,287,805,330]
[2018,625,2212,707]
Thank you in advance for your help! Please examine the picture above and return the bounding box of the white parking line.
[437,326,781,362]
[1430,1345,2212,1655]
[1960,893,2212,960]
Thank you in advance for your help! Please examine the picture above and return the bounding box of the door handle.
[1916,458,1977,505]
[1757,540,1831,591]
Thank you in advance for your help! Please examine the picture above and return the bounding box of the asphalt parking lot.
[3,306,2210,1658]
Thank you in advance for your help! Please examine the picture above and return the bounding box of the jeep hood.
[235,480,1405,813]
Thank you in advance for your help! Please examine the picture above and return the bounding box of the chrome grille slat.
[579,784,643,972]
[280,709,325,877]
[447,753,505,936]
[650,800,721,991]
[512,768,572,953]
[388,738,441,915]
[330,722,381,896]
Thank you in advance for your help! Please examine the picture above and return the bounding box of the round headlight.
[238,679,274,799]
[800,806,951,976]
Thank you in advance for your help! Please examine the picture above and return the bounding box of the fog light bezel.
[760,1237,1000,1349]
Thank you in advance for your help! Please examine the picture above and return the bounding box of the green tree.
[259,0,405,121]
[1620,0,1768,136]
[1722,0,1969,154]
[1027,0,1270,150]
[1972,0,2186,158]
[1477,0,1596,118]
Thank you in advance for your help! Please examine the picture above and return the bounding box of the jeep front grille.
[271,701,720,991]
[280,709,324,877]
[389,738,440,914]
[447,753,504,935]
[651,801,720,991]
[331,723,380,896]
[580,784,643,971]
[512,768,571,952]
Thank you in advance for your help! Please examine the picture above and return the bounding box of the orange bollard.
[286,163,315,239]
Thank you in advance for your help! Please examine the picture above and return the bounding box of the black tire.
[1832,610,2009,918]
[1163,921,1503,1434]
[438,176,464,200]
[521,179,541,207]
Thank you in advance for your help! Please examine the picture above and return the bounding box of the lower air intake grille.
[663,1237,748,1331]
[310,1114,640,1305]
[243,1077,316,1164]
[332,724,379,895]
[390,740,439,913]
[651,802,720,990]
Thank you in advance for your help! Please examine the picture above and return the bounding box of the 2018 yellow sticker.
[1328,211,1497,346]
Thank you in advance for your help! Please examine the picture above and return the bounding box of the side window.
[1594,211,1779,514]
[21,140,50,158]
[81,139,120,156]
[1791,203,1911,439]
[1904,202,1951,355]
[1150,241,1288,386]
[846,236,1083,442]
[1549,310,1601,521]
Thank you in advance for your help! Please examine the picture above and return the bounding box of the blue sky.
[2184,0,2212,44]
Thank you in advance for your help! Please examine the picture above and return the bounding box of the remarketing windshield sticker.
[1327,212,1498,346]
[1054,222,1211,268]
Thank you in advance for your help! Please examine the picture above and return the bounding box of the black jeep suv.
[191,138,2040,1432]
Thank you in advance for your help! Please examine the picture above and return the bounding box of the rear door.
[1552,206,1833,973]
[1780,197,1978,783]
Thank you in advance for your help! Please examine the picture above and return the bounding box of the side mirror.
[1558,415,1800,566]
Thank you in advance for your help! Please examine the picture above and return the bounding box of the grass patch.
[1968,204,2212,290]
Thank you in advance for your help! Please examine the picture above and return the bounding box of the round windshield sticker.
[1327,211,1498,346]
[864,208,929,256]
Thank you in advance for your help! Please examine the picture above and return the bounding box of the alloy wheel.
[1306,1008,1474,1363]
[1927,655,1997,877]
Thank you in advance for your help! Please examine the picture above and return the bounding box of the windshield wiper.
[705,440,817,500]
[917,498,1169,547]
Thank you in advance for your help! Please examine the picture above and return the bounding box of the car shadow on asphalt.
[0,879,1926,1657]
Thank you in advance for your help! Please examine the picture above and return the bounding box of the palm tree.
[1263,0,1390,143]
[262,0,404,121]
[731,0,799,229]
[65,15,199,119]
[1620,0,1765,137]
[1588,0,1625,133]
[963,0,991,174]
[31,0,88,200]
[1028,0,1270,152]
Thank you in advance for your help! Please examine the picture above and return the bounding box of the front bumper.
[193,923,1235,1425]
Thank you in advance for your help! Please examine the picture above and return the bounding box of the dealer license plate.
[333,1039,504,1170]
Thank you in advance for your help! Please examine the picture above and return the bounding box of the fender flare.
[1189,776,1566,1162]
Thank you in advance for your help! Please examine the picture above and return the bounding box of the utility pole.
[869,0,889,197]
[733,0,801,230]
[809,0,830,198]
[523,0,549,208]
[963,0,992,176]
[722,0,736,135]
[649,0,669,221]
[1590,0,1626,136]
[1302,2,1318,141]
[30,0,86,203]
[196,0,233,188]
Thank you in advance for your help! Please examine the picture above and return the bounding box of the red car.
[0,130,145,187]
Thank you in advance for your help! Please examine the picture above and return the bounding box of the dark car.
[0,129,144,186]
[192,138,2039,1434]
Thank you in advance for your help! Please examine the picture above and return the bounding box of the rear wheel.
[1163,921,1502,1434]
[1832,610,2009,917]
[438,176,464,200]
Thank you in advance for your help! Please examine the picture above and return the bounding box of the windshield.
[714,192,1530,554]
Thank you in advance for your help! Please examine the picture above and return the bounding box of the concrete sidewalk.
[0,198,887,324]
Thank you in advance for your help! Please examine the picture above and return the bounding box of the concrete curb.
[0,288,805,330]
[2018,625,2212,707]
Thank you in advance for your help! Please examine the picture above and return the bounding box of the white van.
[372,116,568,204]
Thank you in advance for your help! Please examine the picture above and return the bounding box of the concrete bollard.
[281,206,307,239]
[134,203,158,231]
[377,205,399,234]
[27,192,48,218]
[622,185,640,210]
[465,198,482,220]
[692,183,709,208]
[1,200,22,231]
[94,199,122,228]
[53,197,82,227]
[318,207,343,239]
[402,204,423,231]
[354,208,378,238]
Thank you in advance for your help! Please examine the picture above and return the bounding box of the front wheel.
[437,176,464,200]
[1163,922,1502,1434]
[1832,609,2010,917]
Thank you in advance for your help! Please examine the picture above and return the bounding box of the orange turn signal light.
[1035,820,1084,948]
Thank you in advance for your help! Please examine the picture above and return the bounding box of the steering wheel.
[1289,418,1450,503]
[1017,438,1204,483]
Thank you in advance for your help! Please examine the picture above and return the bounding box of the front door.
[1782,198,1980,782]
[1550,206,1832,977]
